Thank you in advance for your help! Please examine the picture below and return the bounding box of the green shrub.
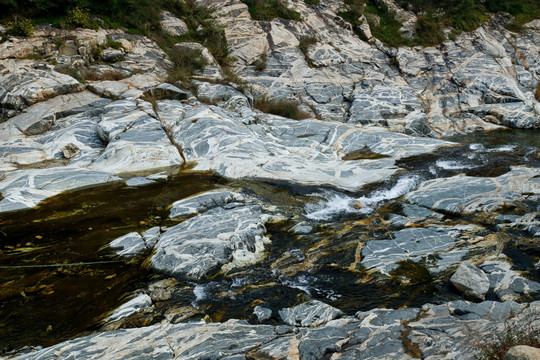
[365,3,414,47]
[239,0,302,21]
[415,14,446,46]
[106,36,123,50]
[473,320,540,360]
[6,17,34,37]
[254,96,311,120]
[535,83,540,102]
[65,7,93,29]
[166,46,207,84]
[304,0,320,5]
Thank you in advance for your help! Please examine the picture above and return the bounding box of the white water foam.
[193,284,209,303]
[491,145,516,152]
[435,159,477,170]
[469,143,484,151]
[305,192,357,221]
[280,275,342,301]
[305,176,420,221]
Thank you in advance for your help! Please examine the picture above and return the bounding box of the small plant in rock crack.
[472,320,540,360]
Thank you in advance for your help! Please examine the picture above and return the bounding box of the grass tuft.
[165,46,207,84]
[254,96,311,120]
[298,36,317,67]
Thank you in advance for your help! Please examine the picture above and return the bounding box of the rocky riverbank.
[0,0,539,358]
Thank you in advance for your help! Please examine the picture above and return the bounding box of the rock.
[89,98,183,174]
[87,73,161,99]
[151,192,270,280]
[8,91,104,135]
[406,167,540,216]
[109,232,147,257]
[169,190,245,218]
[361,227,460,275]
[481,259,540,301]
[172,104,450,192]
[212,0,540,133]
[143,83,188,101]
[101,48,124,63]
[160,11,189,36]
[11,300,540,360]
[141,226,161,249]
[450,261,490,301]
[504,345,540,360]
[279,300,344,327]
[105,294,152,323]
[0,167,121,213]
[0,59,83,119]
[194,81,251,111]
[254,306,273,322]
[61,142,80,159]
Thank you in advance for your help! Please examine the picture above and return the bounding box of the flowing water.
[0,129,538,353]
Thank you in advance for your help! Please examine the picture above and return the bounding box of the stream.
[0,129,538,353]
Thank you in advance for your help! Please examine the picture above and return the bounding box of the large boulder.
[450,261,490,301]
[151,191,271,280]
[504,346,540,360]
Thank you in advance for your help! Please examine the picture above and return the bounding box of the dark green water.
[0,171,222,351]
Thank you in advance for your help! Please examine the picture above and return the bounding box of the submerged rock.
[361,227,460,275]
[450,261,490,301]
[254,306,273,323]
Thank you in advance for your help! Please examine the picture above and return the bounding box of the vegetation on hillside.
[239,0,302,21]
[0,0,230,89]
[339,0,540,47]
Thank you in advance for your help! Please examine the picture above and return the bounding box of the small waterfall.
[305,175,421,221]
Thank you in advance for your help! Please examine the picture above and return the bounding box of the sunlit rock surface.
[406,167,540,215]
[0,167,121,212]
[13,300,539,360]
[151,191,271,280]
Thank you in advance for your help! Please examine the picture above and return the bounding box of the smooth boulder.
[451,261,490,301]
